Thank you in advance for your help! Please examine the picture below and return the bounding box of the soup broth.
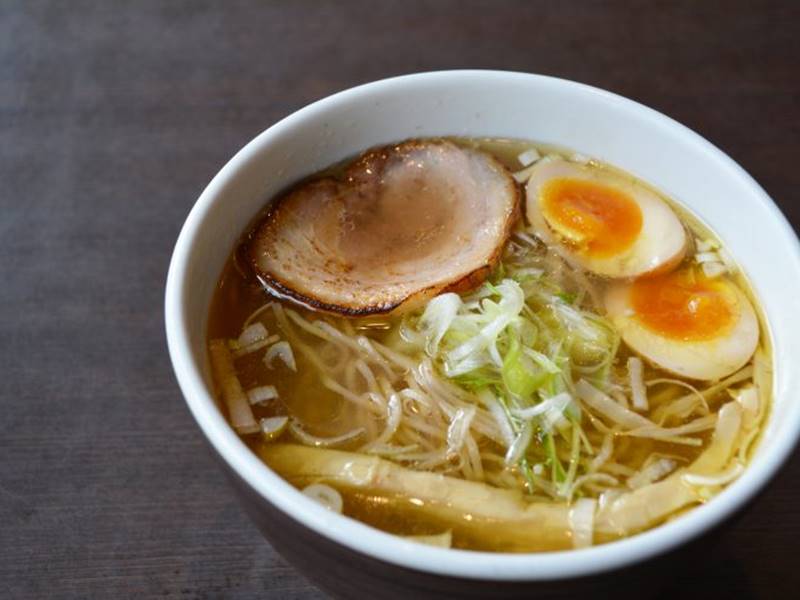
[207,138,771,552]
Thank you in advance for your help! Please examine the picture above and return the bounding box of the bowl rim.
[165,70,800,581]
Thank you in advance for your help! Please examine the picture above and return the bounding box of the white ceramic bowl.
[165,71,800,597]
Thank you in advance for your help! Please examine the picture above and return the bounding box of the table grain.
[1,1,798,598]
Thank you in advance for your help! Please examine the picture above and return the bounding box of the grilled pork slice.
[248,140,520,315]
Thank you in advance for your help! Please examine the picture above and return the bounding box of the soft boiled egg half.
[605,266,759,380]
[526,158,688,278]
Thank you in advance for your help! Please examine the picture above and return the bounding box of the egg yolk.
[540,177,643,258]
[630,268,735,341]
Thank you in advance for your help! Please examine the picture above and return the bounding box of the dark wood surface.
[1,1,798,598]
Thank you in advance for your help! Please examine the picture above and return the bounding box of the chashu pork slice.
[248,140,520,315]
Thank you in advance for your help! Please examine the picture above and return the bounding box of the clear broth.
[207,137,770,551]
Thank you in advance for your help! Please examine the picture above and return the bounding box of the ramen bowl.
[165,71,800,598]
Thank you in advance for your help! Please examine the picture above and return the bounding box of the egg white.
[525,158,687,279]
[605,278,759,381]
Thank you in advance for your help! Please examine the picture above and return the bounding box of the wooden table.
[2,1,798,598]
